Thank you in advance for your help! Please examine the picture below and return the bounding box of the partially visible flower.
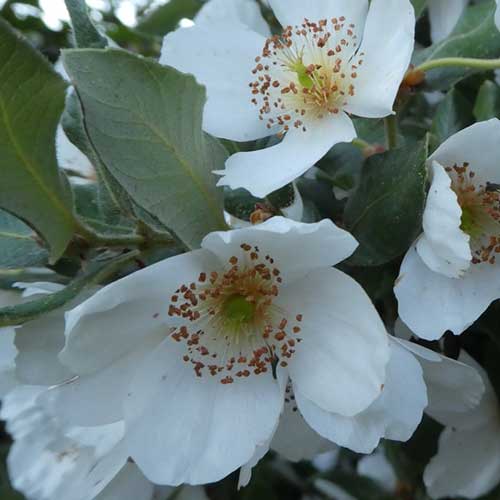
[0,290,20,397]
[46,217,389,485]
[424,355,500,499]
[395,119,500,339]
[428,0,468,43]
[1,385,209,500]
[160,0,415,198]
[357,449,397,493]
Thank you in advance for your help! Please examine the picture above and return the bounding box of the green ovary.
[460,206,481,238]
[223,295,256,324]
[291,61,314,89]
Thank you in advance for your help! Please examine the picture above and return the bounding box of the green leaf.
[0,250,138,327]
[62,90,136,223]
[0,19,76,262]
[430,88,473,152]
[344,139,428,266]
[64,0,107,48]
[414,1,500,89]
[136,0,202,36]
[0,209,48,269]
[474,80,500,121]
[63,48,227,249]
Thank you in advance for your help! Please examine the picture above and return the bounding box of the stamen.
[167,244,303,383]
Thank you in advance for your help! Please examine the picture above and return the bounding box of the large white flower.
[238,333,484,488]
[160,0,415,198]
[424,355,500,499]
[395,119,500,340]
[428,0,468,43]
[46,217,389,485]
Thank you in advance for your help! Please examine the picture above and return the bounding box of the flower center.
[223,294,256,324]
[167,244,303,384]
[446,163,500,265]
[250,17,362,135]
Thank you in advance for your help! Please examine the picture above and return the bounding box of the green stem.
[416,57,500,73]
[384,115,398,150]
[351,137,371,150]
[75,220,174,248]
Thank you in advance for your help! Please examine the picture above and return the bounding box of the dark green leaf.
[411,0,427,18]
[0,250,139,327]
[63,48,227,249]
[0,19,75,262]
[414,1,500,89]
[64,0,107,48]
[225,188,262,222]
[474,80,500,121]
[137,0,202,36]
[0,210,48,269]
[344,139,428,266]
[430,88,473,152]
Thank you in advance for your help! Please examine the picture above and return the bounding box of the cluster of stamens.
[446,163,500,265]
[250,17,362,135]
[167,244,303,384]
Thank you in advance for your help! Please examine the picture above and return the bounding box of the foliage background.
[1,0,500,499]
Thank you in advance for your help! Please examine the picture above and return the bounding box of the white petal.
[124,339,284,485]
[344,0,415,118]
[396,245,500,339]
[424,422,500,499]
[268,0,368,33]
[429,119,500,186]
[496,0,500,30]
[238,440,271,489]
[195,0,270,36]
[271,398,332,462]
[160,23,270,142]
[42,331,163,427]
[61,250,218,375]
[218,113,356,198]
[95,463,154,500]
[428,0,469,43]
[295,339,426,453]
[357,450,397,492]
[15,311,74,386]
[416,162,471,278]
[282,267,389,417]
[202,216,358,285]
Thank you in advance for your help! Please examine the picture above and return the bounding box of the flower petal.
[15,311,74,386]
[428,0,469,43]
[281,267,389,417]
[61,250,217,375]
[429,119,500,185]
[344,0,415,118]
[295,339,426,453]
[396,245,500,339]
[0,327,17,397]
[95,463,154,500]
[217,113,356,198]
[202,216,358,285]
[268,0,368,33]
[124,339,284,485]
[416,162,471,278]
[271,398,332,462]
[41,330,163,427]
[424,422,500,499]
[160,23,270,142]
[195,0,270,36]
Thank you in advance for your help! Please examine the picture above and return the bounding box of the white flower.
[47,217,389,485]
[424,354,500,499]
[160,0,415,198]
[238,332,484,487]
[497,0,500,30]
[428,0,468,43]
[357,449,397,493]
[395,119,500,340]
